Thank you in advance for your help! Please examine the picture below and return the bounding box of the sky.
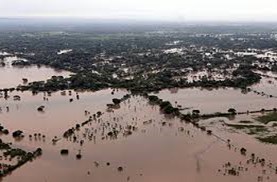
[0,0,277,22]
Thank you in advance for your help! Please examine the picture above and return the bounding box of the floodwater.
[252,71,277,97]
[1,65,277,182]
[0,89,127,136]
[155,87,277,114]
[1,91,277,182]
[0,56,72,88]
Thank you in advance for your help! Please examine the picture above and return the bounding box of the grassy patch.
[247,127,269,135]
[227,124,265,130]
[257,135,277,144]
[255,112,277,124]
[227,123,269,135]
[239,120,253,124]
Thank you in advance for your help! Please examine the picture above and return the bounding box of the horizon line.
[1,16,277,24]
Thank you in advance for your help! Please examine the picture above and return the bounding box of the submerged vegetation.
[255,112,277,124]
[0,140,42,177]
[227,123,269,135]
[0,22,277,181]
[257,135,277,144]
[227,124,266,130]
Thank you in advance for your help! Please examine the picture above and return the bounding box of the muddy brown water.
[0,56,72,89]
[155,87,277,114]
[1,64,277,182]
[1,91,277,182]
[0,89,127,136]
[251,76,277,97]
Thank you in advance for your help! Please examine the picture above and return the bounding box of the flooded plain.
[155,87,277,115]
[0,90,277,182]
[0,65,277,181]
[0,56,72,88]
[0,89,127,136]
[252,71,277,97]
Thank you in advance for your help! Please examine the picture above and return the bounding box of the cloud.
[0,0,277,21]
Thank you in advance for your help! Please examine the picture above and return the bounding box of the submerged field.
[155,87,277,115]
[1,25,277,181]
[0,69,277,181]
[0,56,72,89]
[0,88,277,181]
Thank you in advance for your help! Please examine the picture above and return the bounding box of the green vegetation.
[247,127,269,135]
[257,135,277,144]
[255,112,277,124]
[0,143,42,177]
[112,98,121,105]
[0,141,11,150]
[227,108,237,115]
[148,95,160,103]
[60,149,69,155]
[239,120,253,124]
[227,124,266,130]
[1,26,273,93]
[4,148,27,158]
[226,123,269,135]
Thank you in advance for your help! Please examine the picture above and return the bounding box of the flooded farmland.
[1,92,276,181]
[155,87,277,115]
[252,72,277,97]
[0,56,72,88]
[0,64,277,182]
[1,88,277,182]
[0,89,127,136]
